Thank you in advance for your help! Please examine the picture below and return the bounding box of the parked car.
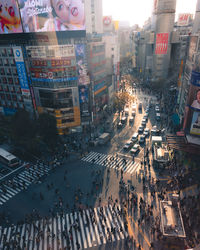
[130,144,140,155]
[123,140,133,151]
[139,135,145,144]
[131,132,138,142]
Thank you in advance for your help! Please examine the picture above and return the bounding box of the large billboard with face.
[18,0,85,33]
[0,0,23,34]
[188,36,198,62]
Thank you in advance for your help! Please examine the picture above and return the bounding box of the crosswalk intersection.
[0,163,52,206]
[0,205,128,249]
[81,151,141,175]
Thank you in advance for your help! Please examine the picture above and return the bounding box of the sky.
[103,0,197,27]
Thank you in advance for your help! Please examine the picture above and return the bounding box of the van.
[138,102,142,110]
[131,132,138,142]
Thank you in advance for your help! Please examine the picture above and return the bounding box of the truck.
[98,133,110,145]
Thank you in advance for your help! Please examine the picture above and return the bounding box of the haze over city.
[103,0,197,26]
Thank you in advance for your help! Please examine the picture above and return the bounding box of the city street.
[0,85,199,250]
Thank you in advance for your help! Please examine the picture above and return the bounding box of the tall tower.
[152,0,176,81]
[192,0,200,33]
[85,0,103,34]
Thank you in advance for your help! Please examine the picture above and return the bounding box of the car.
[144,113,148,119]
[156,113,161,121]
[117,122,123,129]
[139,135,145,144]
[131,132,138,142]
[155,106,160,112]
[124,108,129,116]
[132,103,137,111]
[141,119,146,127]
[123,140,133,150]
[138,126,144,133]
[144,128,150,137]
[121,116,127,124]
[129,116,134,123]
[132,110,136,116]
[151,125,159,135]
[130,144,140,155]
[138,102,142,110]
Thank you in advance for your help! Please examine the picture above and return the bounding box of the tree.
[37,113,58,148]
[113,92,135,113]
[11,109,35,143]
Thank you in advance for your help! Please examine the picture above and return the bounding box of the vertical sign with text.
[155,33,169,55]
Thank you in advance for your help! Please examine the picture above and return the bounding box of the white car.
[131,132,138,142]
[132,103,137,111]
[123,140,133,150]
[130,144,140,155]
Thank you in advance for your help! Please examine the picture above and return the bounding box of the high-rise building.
[152,0,177,80]
[85,0,103,34]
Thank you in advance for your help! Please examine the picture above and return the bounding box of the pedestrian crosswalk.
[81,151,141,175]
[0,205,128,249]
[0,162,52,206]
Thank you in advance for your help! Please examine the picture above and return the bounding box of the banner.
[75,44,89,85]
[155,33,169,55]
[0,0,23,34]
[190,111,200,135]
[18,0,85,33]
[177,13,191,26]
[13,47,29,90]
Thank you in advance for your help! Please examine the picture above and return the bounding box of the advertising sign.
[78,85,89,113]
[188,36,198,62]
[18,0,85,33]
[0,0,23,34]
[26,45,75,59]
[153,0,158,12]
[13,47,30,90]
[190,111,200,135]
[177,13,191,26]
[155,33,169,55]
[103,16,113,32]
[75,44,89,85]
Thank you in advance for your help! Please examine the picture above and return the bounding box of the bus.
[0,148,20,167]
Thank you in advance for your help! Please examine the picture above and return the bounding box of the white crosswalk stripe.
[81,151,141,175]
[0,163,53,206]
[0,205,128,249]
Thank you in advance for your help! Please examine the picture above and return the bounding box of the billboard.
[190,111,200,135]
[155,33,169,55]
[26,45,75,59]
[13,47,30,90]
[75,44,89,85]
[188,36,198,62]
[78,85,89,113]
[177,13,191,26]
[0,0,23,34]
[18,0,85,33]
